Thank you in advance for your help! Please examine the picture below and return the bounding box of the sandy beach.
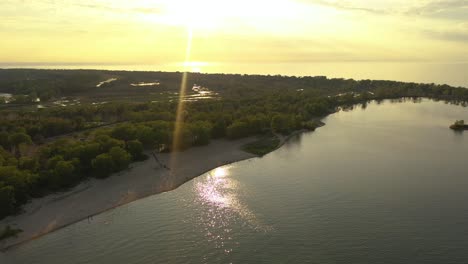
[0,137,258,250]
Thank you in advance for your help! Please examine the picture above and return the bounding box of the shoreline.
[0,124,325,251]
[0,137,260,251]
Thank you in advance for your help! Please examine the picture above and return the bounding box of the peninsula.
[450,120,468,130]
[1,69,468,250]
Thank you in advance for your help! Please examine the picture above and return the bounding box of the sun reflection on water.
[197,167,232,208]
[194,166,273,254]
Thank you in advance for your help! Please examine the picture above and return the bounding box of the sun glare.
[182,61,209,72]
[213,167,228,178]
[170,26,193,169]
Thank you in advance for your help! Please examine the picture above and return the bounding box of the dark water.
[2,99,468,264]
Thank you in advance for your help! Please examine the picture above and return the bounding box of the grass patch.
[0,225,22,241]
[242,135,280,156]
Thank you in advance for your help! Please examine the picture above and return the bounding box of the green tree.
[0,131,10,150]
[54,161,75,187]
[226,121,249,139]
[135,126,156,146]
[0,166,37,204]
[190,121,212,145]
[95,135,125,152]
[91,153,114,178]
[5,157,18,167]
[18,157,39,172]
[111,124,136,142]
[8,132,32,157]
[46,155,64,170]
[271,114,294,134]
[69,143,101,170]
[126,140,144,160]
[109,147,131,171]
[212,118,227,138]
[0,185,16,218]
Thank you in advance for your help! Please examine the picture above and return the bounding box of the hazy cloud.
[298,0,390,14]
[301,0,468,19]
[72,3,164,15]
[0,0,164,16]
[408,0,468,16]
[424,22,468,42]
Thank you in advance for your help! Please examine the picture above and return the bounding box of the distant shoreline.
[0,67,466,89]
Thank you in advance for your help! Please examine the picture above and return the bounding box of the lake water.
[2,99,468,264]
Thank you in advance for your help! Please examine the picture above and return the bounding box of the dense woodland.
[0,69,468,219]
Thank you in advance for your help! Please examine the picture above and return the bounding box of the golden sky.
[1,0,467,67]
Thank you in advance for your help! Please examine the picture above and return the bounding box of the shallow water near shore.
[2,99,468,264]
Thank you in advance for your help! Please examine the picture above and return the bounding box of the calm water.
[2,99,468,264]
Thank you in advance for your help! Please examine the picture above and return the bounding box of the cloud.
[424,27,468,43]
[300,0,468,19]
[421,21,468,43]
[408,0,468,14]
[0,1,164,16]
[73,3,164,15]
[298,0,389,14]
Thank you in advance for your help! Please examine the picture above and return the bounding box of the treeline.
[0,69,105,101]
[0,102,175,140]
[2,69,467,103]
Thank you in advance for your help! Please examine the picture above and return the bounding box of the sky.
[1,0,468,70]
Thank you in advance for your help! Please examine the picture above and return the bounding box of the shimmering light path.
[171,27,193,169]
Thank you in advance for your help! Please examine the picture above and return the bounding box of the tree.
[126,140,144,160]
[55,161,74,177]
[18,157,39,172]
[226,121,250,139]
[73,117,86,130]
[0,166,37,204]
[271,114,295,134]
[91,153,114,178]
[74,143,101,170]
[41,118,74,137]
[46,155,64,170]
[0,185,16,218]
[111,124,136,142]
[212,118,227,138]
[95,135,125,152]
[190,121,212,145]
[135,126,155,146]
[8,132,32,157]
[0,131,10,150]
[54,161,75,187]
[109,147,131,171]
[4,157,18,167]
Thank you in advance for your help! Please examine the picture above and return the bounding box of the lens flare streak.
[170,27,193,168]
